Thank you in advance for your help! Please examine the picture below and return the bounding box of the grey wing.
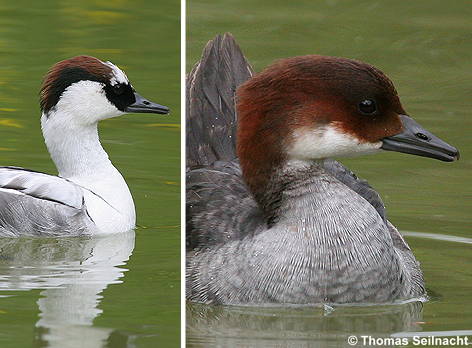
[186,33,260,249]
[186,33,253,167]
[186,160,265,250]
[0,167,95,237]
[186,33,259,250]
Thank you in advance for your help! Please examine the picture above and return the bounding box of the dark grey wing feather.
[186,33,253,167]
[187,160,265,250]
[0,167,93,237]
[186,33,258,250]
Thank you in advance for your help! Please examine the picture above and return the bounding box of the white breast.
[72,170,136,234]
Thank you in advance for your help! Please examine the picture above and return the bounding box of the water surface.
[187,0,471,346]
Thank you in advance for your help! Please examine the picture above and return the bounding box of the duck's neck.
[255,159,329,226]
[41,111,135,232]
[41,112,114,179]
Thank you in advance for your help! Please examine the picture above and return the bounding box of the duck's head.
[40,55,169,124]
[237,55,458,197]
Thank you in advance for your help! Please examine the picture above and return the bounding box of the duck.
[0,55,169,237]
[186,33,459,305]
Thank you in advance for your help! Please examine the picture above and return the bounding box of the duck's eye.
[113,84,124,95]
[358,99,377,115]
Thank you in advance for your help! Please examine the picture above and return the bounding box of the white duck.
[0,55,169,236]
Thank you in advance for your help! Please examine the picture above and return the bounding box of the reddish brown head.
[236,55,406,204]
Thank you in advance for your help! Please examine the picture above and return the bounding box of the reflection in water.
[187,301,424,347]
[0,231,135,348]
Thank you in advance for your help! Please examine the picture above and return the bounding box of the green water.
[0,1,180,347]
[187,0,472,346]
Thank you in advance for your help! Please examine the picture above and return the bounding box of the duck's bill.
[381,114,459,162]
[125,92,170,114]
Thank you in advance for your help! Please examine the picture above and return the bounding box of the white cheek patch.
[103,61,129,86]
[287,123,382,160]
[55,80,122,122]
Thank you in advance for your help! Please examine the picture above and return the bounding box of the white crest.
[103,61,129,86]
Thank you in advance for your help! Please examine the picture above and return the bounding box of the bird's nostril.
[143,101,150,106]
[415,132,429,141]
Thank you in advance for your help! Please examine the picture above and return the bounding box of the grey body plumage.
[186,34,425,305]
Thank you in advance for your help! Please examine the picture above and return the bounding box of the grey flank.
[0,167,96,236]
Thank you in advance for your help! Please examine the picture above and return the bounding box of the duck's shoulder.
[186,160,265,250]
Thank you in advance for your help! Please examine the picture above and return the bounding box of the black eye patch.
[113,84,125,95]
[103,83,136,111]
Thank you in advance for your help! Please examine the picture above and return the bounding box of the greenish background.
[0,1,180,347]
[187,0,471,346]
